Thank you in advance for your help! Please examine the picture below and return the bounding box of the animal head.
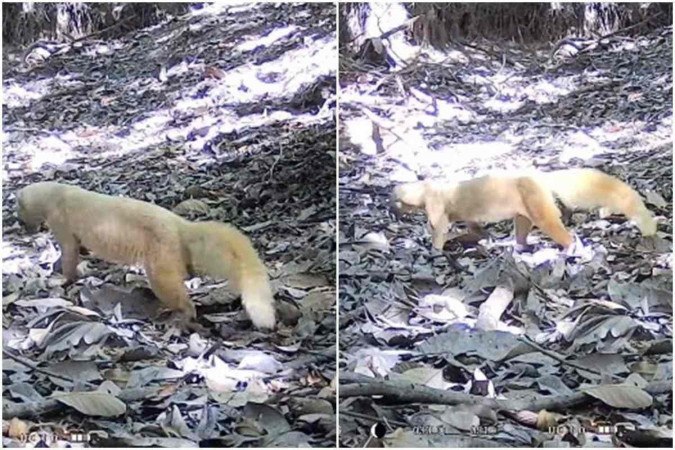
[16,185,45,232]
[391,181,429,214]
[392,180,456,250]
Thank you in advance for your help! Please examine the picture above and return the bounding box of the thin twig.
[3,349,98,388]
[516,337,612,378]
[339,409,408,427]
[68,15,137,44]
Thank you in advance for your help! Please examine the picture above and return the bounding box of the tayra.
[17,182,276,329]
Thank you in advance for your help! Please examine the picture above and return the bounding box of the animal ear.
[425,197,448,250]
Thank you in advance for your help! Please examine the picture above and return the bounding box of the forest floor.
[3,3,336,447]
[338,25,672,447]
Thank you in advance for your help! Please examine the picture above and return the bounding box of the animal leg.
[514,215,533,246]
[532,217,574,248]
[517,178,573,248]
[52,229,80,282]
[425,197,449,250]
[146,260,195,320]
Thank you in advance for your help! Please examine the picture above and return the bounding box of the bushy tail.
[185,222,276,329]
[542,169,656,236]
[238,262,276,329]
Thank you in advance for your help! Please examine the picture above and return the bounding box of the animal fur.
[393,168,656,250]
[16,182,276,329]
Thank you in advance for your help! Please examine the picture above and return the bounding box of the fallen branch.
[339,372,672,413]
[3,387,162,419]
[339,372,504,409]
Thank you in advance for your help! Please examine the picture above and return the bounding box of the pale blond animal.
[17,182,276,329]
[393,168,656,250]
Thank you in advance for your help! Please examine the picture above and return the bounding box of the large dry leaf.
[383,428,431,447]
[393,367,452,390]
[440,407,480,431]
[243,402,291,435]
[582,384,652,408]
[419,329,528,361]
[52,391,126,417]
